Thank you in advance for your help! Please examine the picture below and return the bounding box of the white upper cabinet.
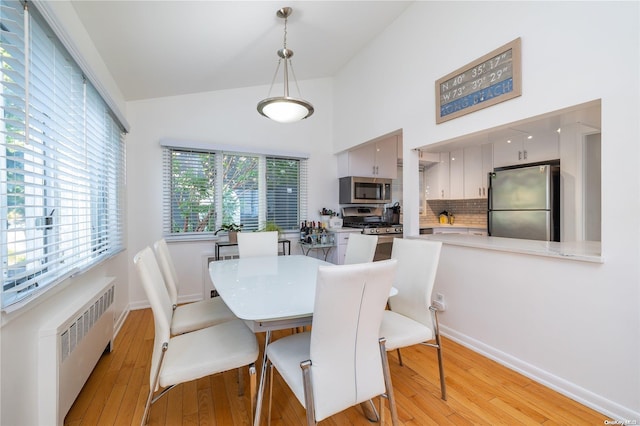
[425,152,450,200]
[493,132,559,168]
[338,135,398,179]
[449,148,464,199]
[464,144,493,198]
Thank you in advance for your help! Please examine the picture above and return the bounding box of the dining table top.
[208,255,331,323]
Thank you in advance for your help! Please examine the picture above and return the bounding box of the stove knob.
[375,228,380,234]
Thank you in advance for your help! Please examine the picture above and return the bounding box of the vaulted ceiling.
[70,1,412,101]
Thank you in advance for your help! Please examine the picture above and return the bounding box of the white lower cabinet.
[333,229,362,264]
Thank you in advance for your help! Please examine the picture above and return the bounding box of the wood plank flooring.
[65,308,606,425]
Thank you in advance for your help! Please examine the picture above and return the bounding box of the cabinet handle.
[524,150,528,160]
[372,165,376,175]
[441,189,444,198]
[482,187,486,196]
[376,166,379,175]
[518,151,522,160]
[478,187,481,197]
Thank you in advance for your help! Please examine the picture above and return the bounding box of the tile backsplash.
[424,199,487,226]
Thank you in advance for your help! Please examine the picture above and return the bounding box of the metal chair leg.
[267,362,274,426]
[141,342,168,426]
[430,306,447,400]
[396,348,404,366]
[300,360,317,426]
[380,338,399,426]
[249,363,257,421]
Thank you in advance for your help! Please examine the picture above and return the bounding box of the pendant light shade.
[257,7,314,123]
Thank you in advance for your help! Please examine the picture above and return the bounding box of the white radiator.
[38,277,115,425]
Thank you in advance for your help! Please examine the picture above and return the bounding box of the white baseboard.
[113,308,129,339]
[441,325,639,423]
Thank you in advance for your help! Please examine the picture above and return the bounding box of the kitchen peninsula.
[411,233,602,263]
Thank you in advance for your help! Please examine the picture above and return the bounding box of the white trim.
[31,0,130,132]
[160,138,310,160]
[441,324,640,423]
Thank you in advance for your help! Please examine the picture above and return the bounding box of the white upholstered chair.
[378,238,447,400]
[237,231,278,258]
[264,260,399,426]
[134,246,259,425]
[343,233,378,264]
[153,238,236,335]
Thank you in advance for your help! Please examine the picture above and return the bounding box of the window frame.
[162,144,308,240]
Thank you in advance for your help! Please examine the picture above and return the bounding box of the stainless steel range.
[341,206,403,260]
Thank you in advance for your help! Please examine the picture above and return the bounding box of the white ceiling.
[70,1,413,101]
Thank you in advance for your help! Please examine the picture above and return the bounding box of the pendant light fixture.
[257,7,314,123]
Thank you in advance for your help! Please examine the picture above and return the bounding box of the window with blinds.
[0,1,126,310]
[163,147,307,237]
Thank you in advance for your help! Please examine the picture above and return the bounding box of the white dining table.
[208,255,396,425]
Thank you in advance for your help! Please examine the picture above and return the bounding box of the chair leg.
[435,337,447,400]
[300,360,317,426]
[267,362,274,426]
[430,305,447,401]
[380,338,399,426]
[396,348,404,366]
[379,395,385,425]
[249,363,257,421]
[238,366,245,396]
[141,342,168,426]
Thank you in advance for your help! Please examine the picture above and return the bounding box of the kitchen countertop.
[409,234,603,263]
[420,222,487,230]
[329,227,364,233]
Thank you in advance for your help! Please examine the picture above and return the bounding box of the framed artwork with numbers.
[436,38,522,124]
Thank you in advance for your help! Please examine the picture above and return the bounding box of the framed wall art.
[436,38,522,124]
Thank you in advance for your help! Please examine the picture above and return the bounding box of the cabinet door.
[464,146,483,199]
[374,137,398,179]
[464,144,493,199]
[523,133,559,164]
[480,143,493,198]
[493,140,523,168]
[348,144,377,177]
[449,149,464,199]
[342,137,398,178]
[425,153,450,199]
[334,232,355,265]
[494,134,559,168]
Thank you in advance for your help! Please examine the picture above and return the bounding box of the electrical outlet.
[433,293,446,311]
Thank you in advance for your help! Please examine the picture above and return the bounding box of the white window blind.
[163,147,307,237]
[0,0,125,310]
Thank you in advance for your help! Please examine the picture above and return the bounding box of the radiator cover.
[38,276,115,425]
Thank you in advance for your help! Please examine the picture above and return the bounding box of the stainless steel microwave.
[339,176,392,204]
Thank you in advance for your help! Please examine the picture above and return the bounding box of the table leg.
[253,330,271,426]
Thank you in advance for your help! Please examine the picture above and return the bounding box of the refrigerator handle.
[487,173,493,236]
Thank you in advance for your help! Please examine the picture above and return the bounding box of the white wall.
[126,79,337,306]
[332,1,639,420]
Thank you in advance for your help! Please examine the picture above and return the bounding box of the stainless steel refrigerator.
[488,164,560,241]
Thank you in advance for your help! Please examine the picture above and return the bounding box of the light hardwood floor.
[65,308,606,425]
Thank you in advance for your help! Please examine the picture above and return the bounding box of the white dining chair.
[343,233,378,264]
[378,238,447,400]
[153,238,236,335]
[264,259,399,426]
[237,231,279,258]
[134,247,259,425]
